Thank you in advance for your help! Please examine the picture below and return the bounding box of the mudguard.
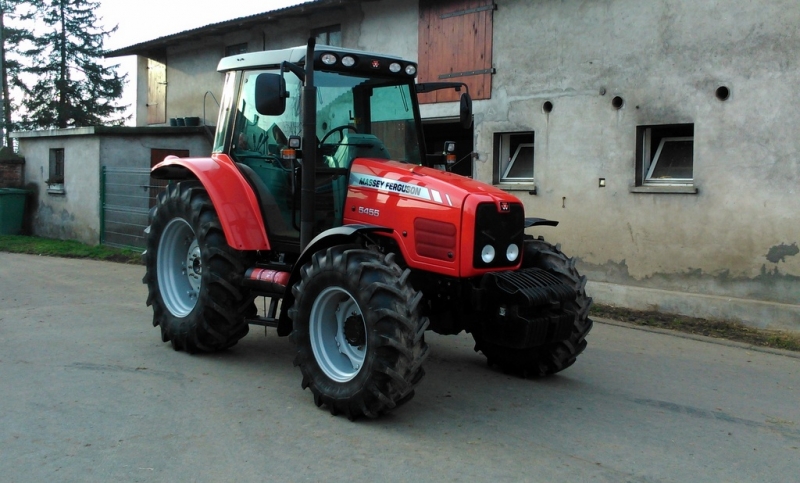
[276,224,393,336]
[525,217,559,228]
[152,154,270,251]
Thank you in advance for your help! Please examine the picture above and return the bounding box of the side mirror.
[255,73,287,116]
[460,93,473,129]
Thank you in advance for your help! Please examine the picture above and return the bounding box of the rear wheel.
[289,246,428,419]
[143,181,255,353]
[472,238,593,376]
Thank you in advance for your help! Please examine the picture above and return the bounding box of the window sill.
[495,183,537,195]
[629,185,698,194]
[47,184,65,195]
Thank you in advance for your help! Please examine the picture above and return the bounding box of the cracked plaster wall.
[21,136,101,244]
[470,0,800,317]
[135,0,798,324]
[17,132,211,245]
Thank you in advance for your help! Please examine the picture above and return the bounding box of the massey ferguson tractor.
[143,40,592,419]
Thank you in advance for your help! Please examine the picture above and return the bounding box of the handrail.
[202,91,220,126]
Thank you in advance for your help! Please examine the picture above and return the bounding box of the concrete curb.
[593,316,800,360]
[587,281,800,332]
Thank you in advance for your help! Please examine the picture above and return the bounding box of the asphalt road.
[1,252,799,482]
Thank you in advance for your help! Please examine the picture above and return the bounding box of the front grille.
[473,202,524,268]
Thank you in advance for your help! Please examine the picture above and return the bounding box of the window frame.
[644,135,693,184]
[312,24,342,47]
[636,123,695,188]
[225,43,248,57]
[48,148,64,182]
[47,148,65,194]
[494,131,535,184]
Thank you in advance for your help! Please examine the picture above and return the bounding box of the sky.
[98,0,310,51]
[95,0,310,118]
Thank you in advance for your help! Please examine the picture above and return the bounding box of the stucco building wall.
[477,0,800,327]
[13,128,211,245]
[117,0,798,328]
[18,132,101,244]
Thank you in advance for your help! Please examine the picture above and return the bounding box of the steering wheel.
[319,125,358,146]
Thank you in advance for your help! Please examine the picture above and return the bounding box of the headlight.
[506,244,519,262]
[389,62,402,73]
[341,56,356,67]
[321,53,337,65]
[405,65,417,76]
[481,244,496,264]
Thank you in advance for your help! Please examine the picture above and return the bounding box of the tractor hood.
[344,158,525,278]
[347,158,521,210]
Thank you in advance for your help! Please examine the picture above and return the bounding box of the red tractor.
[144,40,592,419]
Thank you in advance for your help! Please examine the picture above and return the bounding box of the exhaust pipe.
[300,38,317,251]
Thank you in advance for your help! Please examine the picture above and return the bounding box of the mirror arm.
[281,61,306,84]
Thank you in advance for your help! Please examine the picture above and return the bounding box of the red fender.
[152,154,270,251]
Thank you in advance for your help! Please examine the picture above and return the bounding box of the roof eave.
[105,0,352,59]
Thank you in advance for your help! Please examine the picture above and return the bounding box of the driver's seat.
[325,133,390,224]
[326,133,390,169]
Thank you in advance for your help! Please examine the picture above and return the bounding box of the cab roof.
[216,44,408,73]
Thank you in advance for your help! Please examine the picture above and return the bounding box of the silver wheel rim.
[309,286,367,383]
[157,218,201,317]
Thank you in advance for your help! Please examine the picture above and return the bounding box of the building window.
[637,124,694,185]
[494,132,534,183]
[312,25,341,47]
[47,148,65,193]
[225,43,248,56]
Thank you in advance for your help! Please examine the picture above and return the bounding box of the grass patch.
[591,304,800,353]
[0,235,142,264]
[2,235,797,352]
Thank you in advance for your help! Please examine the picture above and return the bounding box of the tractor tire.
[143,181,255,353]
[472,238,593,377]
[289,246,429,420]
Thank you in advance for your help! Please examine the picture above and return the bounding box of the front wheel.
[472,238,593,376]
[143,181,255,353]
[289,246,429,419]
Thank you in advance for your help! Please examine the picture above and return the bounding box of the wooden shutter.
[147,58,167,125]
[418,0,495,104]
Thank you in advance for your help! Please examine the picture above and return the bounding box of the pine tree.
[0,0,38,146]
[22,0,127,129]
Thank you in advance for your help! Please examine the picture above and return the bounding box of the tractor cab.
[213,45,428,250]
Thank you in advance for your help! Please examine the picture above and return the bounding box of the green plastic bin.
[0,188,28,235]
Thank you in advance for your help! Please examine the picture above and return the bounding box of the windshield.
[226,68,422,165]
[314,71,421,164]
